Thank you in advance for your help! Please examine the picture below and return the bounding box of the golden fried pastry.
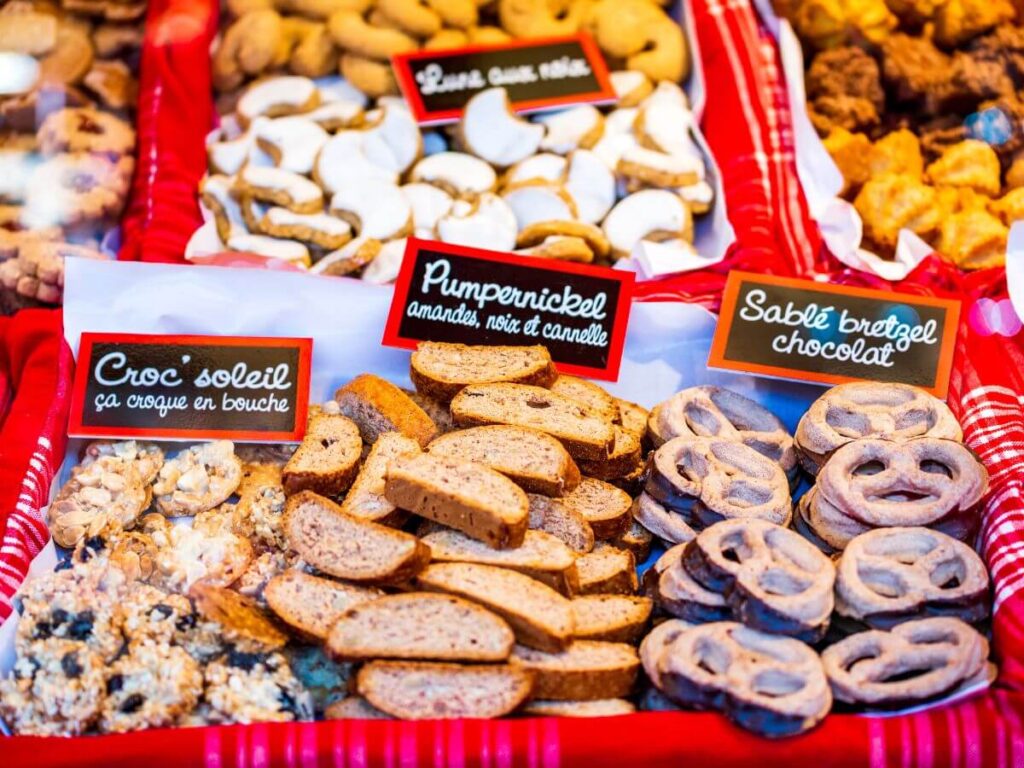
[792,0,847,49]
[1007,151,1024,190]
[845,0,898,43]
[823,128,872,194]
[884,0,943,23]
[867,129,923,180]
[933,0,1015,49]
[926,140,1001,196]
[937,208,1007,270]
[854,174,940,251]
[936,185,991,217]
[990,188,1024,226]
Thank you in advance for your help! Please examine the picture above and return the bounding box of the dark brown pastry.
[806,47,884,133]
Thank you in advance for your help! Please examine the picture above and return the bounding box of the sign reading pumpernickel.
[383,238,634,381]
[68,334,312,441]
[708,272,961,398]
[392,34,615,124]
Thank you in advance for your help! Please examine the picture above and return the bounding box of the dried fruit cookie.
[49,456,149,548]
[203,650,313,724]
[100,641,204,733]
[152,441,244,517]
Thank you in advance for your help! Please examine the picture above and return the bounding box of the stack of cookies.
[0,0,143,308]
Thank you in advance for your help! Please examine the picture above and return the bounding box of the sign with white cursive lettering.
[392,34,615,124]
[383,238,634,380]
[68,334,312,441]
[708,272,960,397]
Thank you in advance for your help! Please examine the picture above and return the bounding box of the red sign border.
[383,238,635,382]
[68,333,313,442]
[391,33,616,125]
[707,271,961,399]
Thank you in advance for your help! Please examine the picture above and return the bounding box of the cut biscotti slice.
[522,699,636,717]
[404,388,455,433]
[190,583,288,650]
[427,425,581,496]
[340,431,421,524]
[614,518,654,562]
[416,562,575,653]
[385,453,529,548]
[511,641,640,701]
[451,383,615,461]
[615,398,649,438]
[421,528,581,595]
[327,592,514,662]
[284,490,429,583]
[410,342,557,402]
[282,414,362,496]
[324,696,392,720]
[528,493,595,554]
[578,427,643,481]
[335,373,437,448]
[560,477,632,540]
[550,376,619,423]
[357,661,534,719]
[264,570,383,640]
[571,595,653,643]
[574,543,638,595]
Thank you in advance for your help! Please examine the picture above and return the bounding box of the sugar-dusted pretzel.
[795,382,962,474]
[645,437,792,530]
[822,617,989,707]
[817,438,987,529]
[658,622,831,738]
[835,527,990,628]
[656,545,732,624]
[639,617,693,689]
[683,519,835,641]
[648,387,797,481]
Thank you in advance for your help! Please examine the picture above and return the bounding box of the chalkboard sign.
[392,34,615,124]
[69,334,312,441]
[708,273,960,397]
[383,238,634,381]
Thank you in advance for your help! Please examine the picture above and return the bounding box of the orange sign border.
[707,272,961,399]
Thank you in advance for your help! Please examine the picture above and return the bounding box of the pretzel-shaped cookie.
[648,387,797,481]
[658,622,831,738]
[795,382,961,474]
[656,545,731,624]
[835,527,990,628]
[817,438,987,528]
[821,617,989,707]
[645,437,792,530]
[683,519,835,641]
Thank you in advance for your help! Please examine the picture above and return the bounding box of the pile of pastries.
[775,0,1024,269]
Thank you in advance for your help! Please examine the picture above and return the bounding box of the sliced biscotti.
[410,342,557,402]
[282,414,362,496]
[335,373,437,448]
[578,427,643,481]
[427,426,581,496]
[327,592,514,662]
[357,661,534,719]
[528,493,595,554]
[550,376,619,423]
[404,388,455,433]
[451,383,615,461]
[324,697,392,720]
[385,453,529,548]
[575,543,638,595]
[416,562,575,653]
[511,641,640,701]
[284,491,430,583]
[571,595,653,643]
[522,699,636,717]
[615,399,649,438]
[560,477,632,540]
[265,570,383,640]
[421,528,581,595]
[340,432,421,524]
[614,518,654,562]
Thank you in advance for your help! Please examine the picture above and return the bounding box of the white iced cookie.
[361,237,408,285]
[401,182,454,238]
[315,130,399,194]
[610,69,653,107]
[501,183,578,229]
[564,150,615,224]
[410,151,497,196]
[200,174,247,243]
[636,99,699,159]
[254,116,329,175]
[602,189,693,258]
[505,153,567,186]
[437,193,517,251]
[592,120,640,171]
[643,81,690,110]
[258,207,353,250]
[536,106,604,154]
[315,75,370,107]
[377,96,411,113]
[461,87,544,167]
[208,128,255,176]
[305,100,365,131]
[227,234,312,267]
[312,235,382,277]
[331,178,412,240]
[237,76,319,126]
[631,238,703,277]
[0,52,39,95]
[617,145,704,187]
[677,180,714,214]
[361,105,423,175]
[234,165,324,213]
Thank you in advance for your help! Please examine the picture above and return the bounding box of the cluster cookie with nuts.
[0,0,143,307]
